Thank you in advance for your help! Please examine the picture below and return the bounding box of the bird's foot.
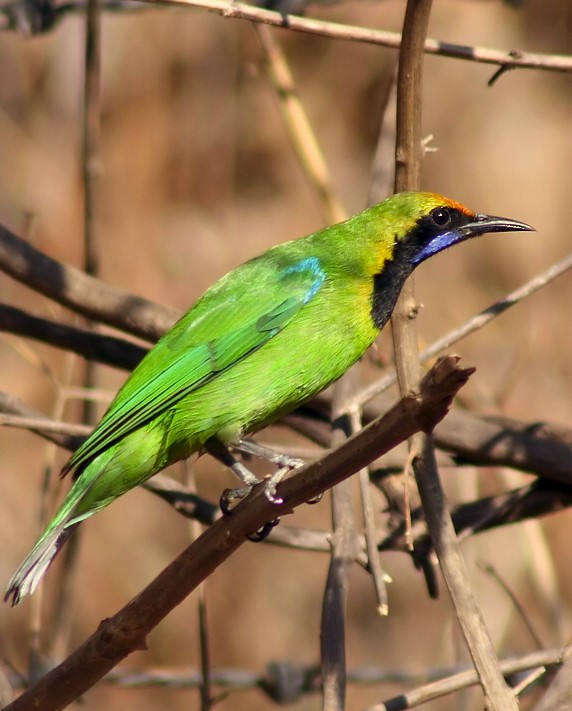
[271,454,305,470]
[219,470,286,515]
[259,461,298,504]
[220,484,254,515]
[210,437,305,513]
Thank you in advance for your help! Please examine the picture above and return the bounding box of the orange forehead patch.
[428,192,474,217]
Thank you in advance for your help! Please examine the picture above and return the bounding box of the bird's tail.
[4,518,78,606]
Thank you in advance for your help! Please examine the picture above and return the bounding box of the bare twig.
[142,0,572,75]
[254,23,346,225]
[4,0,572,80]
[370,646,571,711]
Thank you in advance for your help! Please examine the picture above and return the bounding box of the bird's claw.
[220,485,253,515]
[220,477,284,515]
[247,518,280,542]
[220,456,304,513]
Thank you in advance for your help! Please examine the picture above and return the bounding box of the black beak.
[460,214,535,238]
[411,211,535,266]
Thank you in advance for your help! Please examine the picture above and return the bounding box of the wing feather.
[63,254,326,475]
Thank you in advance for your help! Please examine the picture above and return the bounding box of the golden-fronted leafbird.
[5,192,533,605]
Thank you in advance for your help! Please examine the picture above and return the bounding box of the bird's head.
[359,192,534,329]
[379,192,534,268]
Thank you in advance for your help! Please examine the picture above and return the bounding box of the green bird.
[5,192,532,605]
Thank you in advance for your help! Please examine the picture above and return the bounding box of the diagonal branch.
[0,223,177,342]
[4,355,473,711]
[0,304,146,371]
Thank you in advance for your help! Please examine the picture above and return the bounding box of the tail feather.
[4,523,77,606]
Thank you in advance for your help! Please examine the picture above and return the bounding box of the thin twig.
[254,23,346,225]
[370,646,571,711]
[143,0,572,75]
[350,250,572,411]
[354,406,389,616]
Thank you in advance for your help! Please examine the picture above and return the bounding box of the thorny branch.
[2,0,572,80]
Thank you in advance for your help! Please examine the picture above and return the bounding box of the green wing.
[63,254,326,475]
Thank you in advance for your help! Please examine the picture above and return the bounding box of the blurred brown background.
[1,0,572,708]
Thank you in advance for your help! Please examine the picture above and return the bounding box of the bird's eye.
[430,207,451,227]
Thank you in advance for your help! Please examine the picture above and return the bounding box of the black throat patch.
[371,250,414,329]
[370,207,474,329]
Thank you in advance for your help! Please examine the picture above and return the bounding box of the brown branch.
[3,374,572,492]
[321,368,361,711]
[0,304,146,371]
[434,411,572,487]
[4,355,473,711]
[3,390,571,572]
[390,0,430,560]
[144,0,572,76]
[391,1,516,707]
[0,223,178,342]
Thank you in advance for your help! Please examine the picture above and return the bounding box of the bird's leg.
[206,439,283,540]
[231,439,305,471]
[231,438,306,503]
[207,437,304,511]
[206,439,262,512]
[233,439,324,502]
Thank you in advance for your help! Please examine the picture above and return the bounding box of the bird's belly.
[171,317,376,447]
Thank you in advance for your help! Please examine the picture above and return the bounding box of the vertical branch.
[254,26,360,709]
[81,0,102,421]
[321,369,361,711]
[185,462,213,711]
[82,0,101,280]
[47,0,104,659]
[391,2,518,709]
[391,0,428,392]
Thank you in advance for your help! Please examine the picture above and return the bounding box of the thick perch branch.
[4,355,473,711]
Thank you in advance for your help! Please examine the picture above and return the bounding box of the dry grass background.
[0,0,572,708]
